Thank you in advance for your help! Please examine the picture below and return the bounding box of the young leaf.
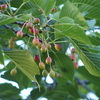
[4,50,40,88]
[0,46,4,65]
[51,52,74,83]
[71,39,100,77]
[60,0,88,27]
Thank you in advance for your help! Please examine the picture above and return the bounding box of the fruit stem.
[13,2,25,16]
[38,49,42,62]
[6,0,13,16]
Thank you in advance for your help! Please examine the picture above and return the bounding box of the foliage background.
[0,0,100,100]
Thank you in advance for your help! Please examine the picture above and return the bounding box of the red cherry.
[32,38,39,46]
[29,27,39,35]
[26,22,32,29]
[39,62,45,69]
[34,18,40,24]
[45,57,52,64]
[54,44,62,51]
[16,31,23,38]
[1,4,7,10]
[34,55,40,62]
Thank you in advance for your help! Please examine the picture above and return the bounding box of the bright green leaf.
[4,50,40,89]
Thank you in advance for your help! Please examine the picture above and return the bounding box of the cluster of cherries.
[9,14,62,78]
[1,3,78,78]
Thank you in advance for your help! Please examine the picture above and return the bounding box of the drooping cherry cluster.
[8,12,61,78]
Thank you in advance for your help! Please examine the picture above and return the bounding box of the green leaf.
[0,13,18,25]
[71,39,100,77]
[60,0,88,27]
[30,87,46,100]
[30,0,49,10]
[51,52,74,83]
[44,0,56,16]
[11,0,37,11]
[70,0,100,20]
[78,67,100,86]
[0,83,20,98]
[54,23,91,45]
[19,13,32,21]
[87,19,96,29]
[0,46,4,65]
[4,50,40,89]
[23,0,30,3]
[1,69,33,89]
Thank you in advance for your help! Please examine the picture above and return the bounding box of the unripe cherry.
[45,57,52,64]
[37,42,42,49]
[39,62,45,69]
[1,4,7,10]
[29,27,39,35]
[49,70,55,78]
[51,8,56,13]
[34,55,40,62]
[73,62,78,69]
[9,44,14,49]
[46,43,51,50]
[10,68,17,76]
[42,69,48,77]
[16,31,23,38]
[32,38,39,46]
[34,18,40,24]
[54,44,62,51]
[9,39,14,45]
[41,45,47,52]
[26,22,32,29]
